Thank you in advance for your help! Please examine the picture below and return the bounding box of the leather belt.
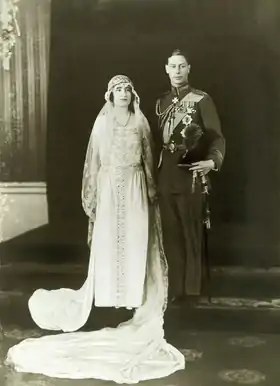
[162,141,186,153]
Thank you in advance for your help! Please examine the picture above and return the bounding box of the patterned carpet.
[0,263,279,385]
[1,312,279,385]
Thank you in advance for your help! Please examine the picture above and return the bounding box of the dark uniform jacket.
[155,84,225,194]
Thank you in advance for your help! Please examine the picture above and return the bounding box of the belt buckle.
[169,141,176,153]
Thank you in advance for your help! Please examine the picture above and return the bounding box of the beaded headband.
[105,75,139,104]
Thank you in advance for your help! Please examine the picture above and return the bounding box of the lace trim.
[155,205,169,312]
[115,168,126,306]
[141,125,157,202]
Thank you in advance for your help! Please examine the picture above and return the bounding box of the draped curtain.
[0,0,50,181]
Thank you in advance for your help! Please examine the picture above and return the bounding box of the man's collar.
[171,83,190,96]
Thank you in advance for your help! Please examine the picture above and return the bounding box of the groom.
[154,49,225,305]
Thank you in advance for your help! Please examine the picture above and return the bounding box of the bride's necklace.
[114,112,131,127]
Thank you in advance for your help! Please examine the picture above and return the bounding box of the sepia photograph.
[0,0,279,385]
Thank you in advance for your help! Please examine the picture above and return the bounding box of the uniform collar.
[171,83,190,97]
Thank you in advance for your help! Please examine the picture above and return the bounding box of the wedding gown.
[5,111,185,384]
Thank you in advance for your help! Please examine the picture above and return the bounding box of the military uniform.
[154,84,225,299]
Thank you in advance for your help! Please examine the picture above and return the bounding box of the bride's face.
[112,83,132,108]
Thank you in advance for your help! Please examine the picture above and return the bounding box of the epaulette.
[191,88,208,97]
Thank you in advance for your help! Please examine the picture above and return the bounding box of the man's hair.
[166,49,189,64]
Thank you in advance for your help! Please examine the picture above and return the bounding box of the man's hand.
[189,160,215,175]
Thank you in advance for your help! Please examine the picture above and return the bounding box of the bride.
[6,75,185,384]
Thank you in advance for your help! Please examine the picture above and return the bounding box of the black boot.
[185,295,200,308]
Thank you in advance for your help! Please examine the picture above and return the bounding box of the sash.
[163,91,204,144]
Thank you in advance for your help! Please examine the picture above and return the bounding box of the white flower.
[0,0,20,70]
[180,128,186,138]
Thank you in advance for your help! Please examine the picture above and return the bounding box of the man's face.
[165,55,190,87]
[112,83,132,108]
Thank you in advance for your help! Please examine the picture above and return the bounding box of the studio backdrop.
[2,0,280,267]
